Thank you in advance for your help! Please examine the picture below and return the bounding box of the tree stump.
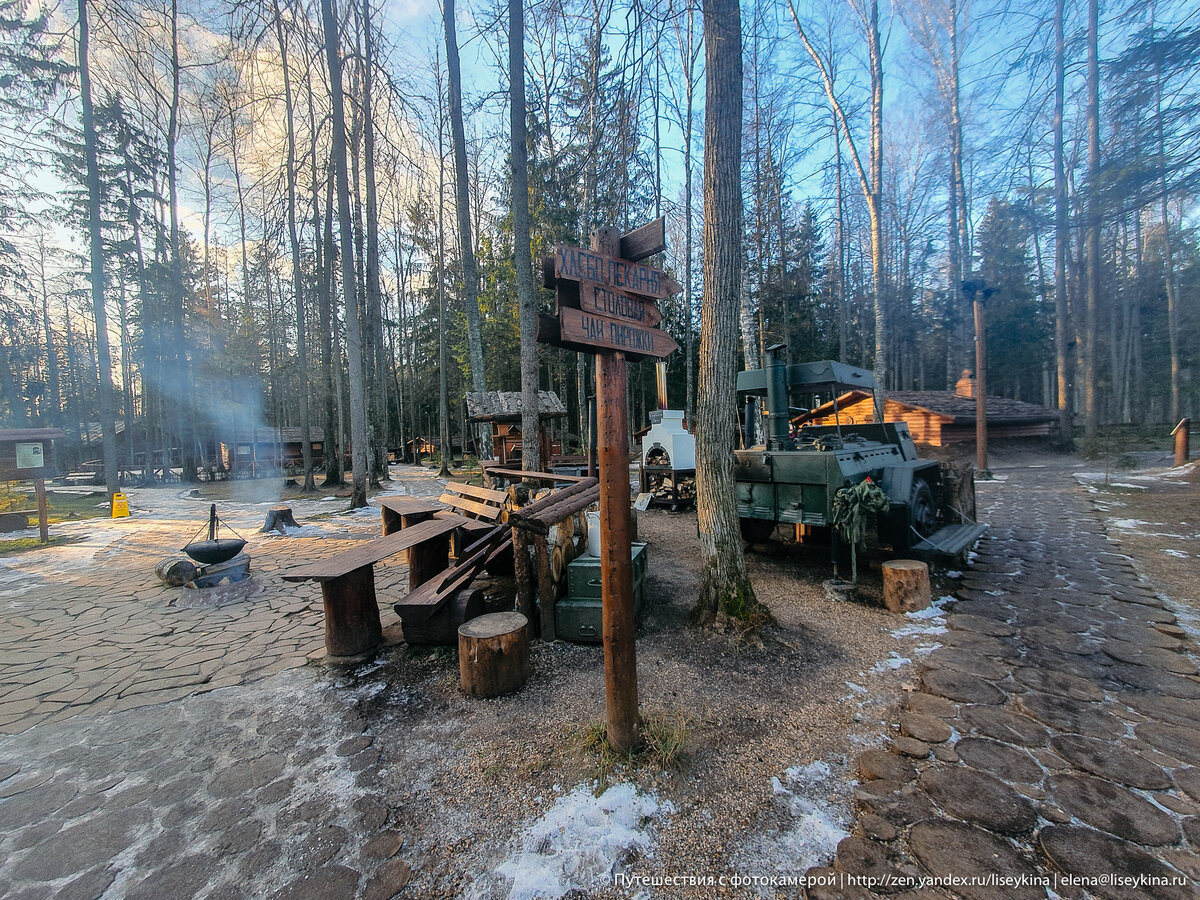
[458,611,530,698]
[262,506,300,534]
[883,559,931,614]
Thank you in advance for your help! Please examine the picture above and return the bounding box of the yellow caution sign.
[111,492,130,518]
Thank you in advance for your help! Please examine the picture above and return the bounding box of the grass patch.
[0,535,86,556]
[579,710,689,783]
[0,484,109,524]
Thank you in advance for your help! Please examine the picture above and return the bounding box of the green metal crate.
[557,544,648,644]
[556,581,646,644]
[566,543,647,599]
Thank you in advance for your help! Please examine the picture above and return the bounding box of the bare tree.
[510,0,540,470]
[77,0,118,497]
[321,0,369,507]
[695,0,770,628]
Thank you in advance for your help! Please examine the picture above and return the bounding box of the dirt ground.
[341,501,957,898]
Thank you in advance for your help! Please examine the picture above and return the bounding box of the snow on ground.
[734,760,851,897]
[474,783,672,900]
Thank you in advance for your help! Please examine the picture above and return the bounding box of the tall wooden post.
[974,296,988,475]
[593,227,638,753]
[1173,419,1190,467]
[35,477,48,544]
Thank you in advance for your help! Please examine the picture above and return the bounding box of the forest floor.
[0,449,1196,899]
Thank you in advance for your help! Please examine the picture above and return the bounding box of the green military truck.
[735,346,984,558]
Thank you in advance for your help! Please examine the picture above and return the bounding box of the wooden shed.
[799,389,1057,446]
[219,426,329,474]
[466,391,567,465]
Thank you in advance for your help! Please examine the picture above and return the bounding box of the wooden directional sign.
[558,306,678,359]
[576,280,663,327]
[554,245,680,300]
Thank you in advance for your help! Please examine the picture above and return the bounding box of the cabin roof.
[465,391,568,422]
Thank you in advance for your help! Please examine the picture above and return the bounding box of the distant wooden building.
[798,375,1057,447]
[466,390,567,465]
[219,426,329,473]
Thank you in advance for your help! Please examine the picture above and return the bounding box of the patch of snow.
[871,652,912,674]
[1162,549,1191,558]
[483,783,670,900]
[844,682,867,694]
[914,642,941,657]
[1109,483,1148,490]
[944,570,962,579]
[736,759,850,893]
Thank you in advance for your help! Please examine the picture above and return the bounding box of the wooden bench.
[439,482,508,558]
[482,466,587,490]
[0,510,37,533]
[282,514,466,657]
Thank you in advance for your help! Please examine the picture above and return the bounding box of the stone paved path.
[813,462,1200,899]
[0,466,445,734]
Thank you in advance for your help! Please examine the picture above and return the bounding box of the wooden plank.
[620,217,667,261]
[378,497,445,517]
[439,493,502,520]
[281,514,466,581]
[484,466,587,485]
[445,481,508,504]
[553,244,680,299]
[569,280,663,327]
[558,306,678,359]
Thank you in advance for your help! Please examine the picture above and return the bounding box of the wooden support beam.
[594,226,639,755]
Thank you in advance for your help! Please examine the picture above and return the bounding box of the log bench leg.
[321,566,383,657]
[408,533,451,592]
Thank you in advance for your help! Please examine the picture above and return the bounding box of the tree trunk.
[321,0,369,508]
[362,0,389,482]
[77,0,118,498]
[1082,0,1100,440]
[511,0,541,471]
[696,0,768,629]
[444,0,491,459]
[272,0,314,492]
[1053,0,1071,444]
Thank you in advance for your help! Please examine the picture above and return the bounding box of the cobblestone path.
[0,466,445,734]
[815,464,1200,899]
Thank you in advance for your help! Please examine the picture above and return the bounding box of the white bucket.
[586,510,602,557]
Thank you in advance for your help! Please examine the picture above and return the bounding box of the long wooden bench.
[282,514,466,657]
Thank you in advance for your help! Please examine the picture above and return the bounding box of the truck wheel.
[740,518,775,542]
[908,480,938,537]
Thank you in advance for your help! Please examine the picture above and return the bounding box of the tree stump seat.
[458,612,530,698]
[281,514,465,657]
[261,506,300,534]
[883,559,931,613]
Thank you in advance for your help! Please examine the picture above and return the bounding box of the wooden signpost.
[538,217,678,753]
[0,428,65,544]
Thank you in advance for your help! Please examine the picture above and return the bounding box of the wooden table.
[482,467,587,489]
[378,497,445,536]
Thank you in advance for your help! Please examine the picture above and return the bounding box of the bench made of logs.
[392,522,512,643]
[282,514,466,657]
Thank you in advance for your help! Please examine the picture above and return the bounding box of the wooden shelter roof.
[0,428,67,442]
[465,391,567,422]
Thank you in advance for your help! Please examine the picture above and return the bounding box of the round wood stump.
[883,559,931,613]
[458,612,530,699]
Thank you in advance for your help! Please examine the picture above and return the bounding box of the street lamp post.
[962,278,994,478]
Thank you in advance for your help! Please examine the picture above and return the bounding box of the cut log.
[458,611,530,698]
[321,565,383,657]
[400,589,484,645]
[155,557,198,587]
[883,559,931,614]
[262,506,300,534]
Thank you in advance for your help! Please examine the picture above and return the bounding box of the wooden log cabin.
[797,373,1058,447]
